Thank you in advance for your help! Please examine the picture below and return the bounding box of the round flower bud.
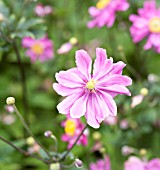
[44,131,53,138]
[139,149,147,156]
[100,147,106,154]
[50,163,60,170]
[74,158,83,168]
[117,45,123,51]
[140,88,148,96]
[26,137,35,145]
[6,97,15,105]
[69,37,78,45]
[92,131,101,141]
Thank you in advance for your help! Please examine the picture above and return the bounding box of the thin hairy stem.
[0,136,49,163]
[59,124,88,162]
[12,40,29,128]
[13,104,51,159]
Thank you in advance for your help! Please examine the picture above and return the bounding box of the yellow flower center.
[148,17,160,33]
[86,79,96,90]
[65,119,76,136]
[31,43,44,55]
[96,0,111,9]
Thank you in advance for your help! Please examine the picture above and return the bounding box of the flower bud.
[6,97,15,105]
[74,158,83,168]
[121,145,135,156]
[50,163,60,170]
[140,88,148,96]
[92,131,101,141]
[26,137,35,145]
[139,149,147,156]
[44,131,53,138]
[69,37,78,45]
[0,13,4,22]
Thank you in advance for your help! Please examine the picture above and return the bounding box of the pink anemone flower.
[87,0,129,28]
[124,156,146,170]
[61,115,88,149]
[145,158,160,170]
[129,0,160,53]
[53,48,132,128]
[34,4,52,17]
[22,36,54,63]
[90,155,111,170]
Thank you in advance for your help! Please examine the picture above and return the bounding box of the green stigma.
[86,80,95,90]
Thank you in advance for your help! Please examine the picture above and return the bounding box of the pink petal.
[94,93,110,123]
[93,48,113,80]
[22,37,35,48]
[98,85,131,96]
[88,7,99,17]
[149,33,160,47]
[109,61,126,75]
[55,70,85,88]
[85,94,100,128]
[99,91,117,116]
[70,93,89,118]
[53,83,83,97]
[144,35,152,50]
[99,74,132,87]
[57,92,83,114]
[75,50,92,80]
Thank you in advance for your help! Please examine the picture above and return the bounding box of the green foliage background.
[0,0,160,169]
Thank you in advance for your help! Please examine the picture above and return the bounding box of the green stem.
[59,124,88,162]
[51,135,58,153]
[0,136,49,163]
[13,104,51,159]
[12,40,29,130]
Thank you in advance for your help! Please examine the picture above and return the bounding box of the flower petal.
[70,93,89,118]
[22,37,35,48]
[98,85,131,96]
[85,94,100,128]
[94,93,110,123]
[55,70,85,88]
[99,74,132,87]
[53,83,83,97]
[75,50,92,80]
[99,91,117,116]
[57,92,83,114]
[93,48,113,80]
[109,61,126,75]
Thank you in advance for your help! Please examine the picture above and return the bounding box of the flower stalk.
[13,104,51,159]
[59,124,88,162]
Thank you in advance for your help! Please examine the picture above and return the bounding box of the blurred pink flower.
[129,0,160,53]
[121,145,135,156]
[124,156,146,170]
[87,0,129,28]
[53,48,132,128]
[61,116,88,149]
[119,119,129,129]
[34,4,52,17]
[104,115,118,125]
[57,42,72,54]
[90,155,111,170]
[5,105,14,113]
[22,36,54,63]
[131,94,144,108]
[57,37,78,54]
[145,158,160,170]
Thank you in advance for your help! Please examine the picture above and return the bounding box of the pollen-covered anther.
[86,79,96,90]
[149,17,160,33]
[31,43,44,55]
[96,0,111,9]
